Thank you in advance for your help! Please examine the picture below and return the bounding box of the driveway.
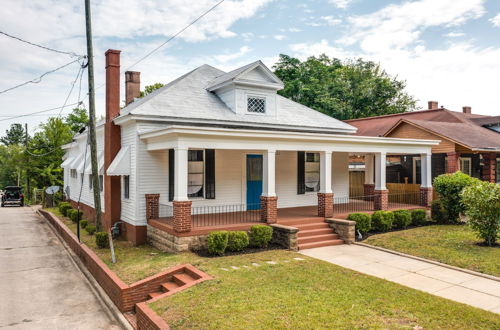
[301,244,500,314]
[0,206,121,329]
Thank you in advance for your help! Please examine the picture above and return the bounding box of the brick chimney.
[428,101,438,109]
[462,106,471,114]
[125,71,141,105]
[104,49,121,230]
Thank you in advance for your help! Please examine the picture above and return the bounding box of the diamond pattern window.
[247,97,266,113]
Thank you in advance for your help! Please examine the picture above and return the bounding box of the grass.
[364,225,500,277]
[45,208,500,328]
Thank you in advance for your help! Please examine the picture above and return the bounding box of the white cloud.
[288,27,301,32]
[444,32,465,38]
[329,0,353,9]
[289,40,352,59]
[320,16,342,26]
[274,35,286,40]
[213,46,252,62]
[490,13,500,27]
[340,0,485,52]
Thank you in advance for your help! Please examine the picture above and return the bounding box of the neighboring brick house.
[345,101,500,184]
[61,49,437,250]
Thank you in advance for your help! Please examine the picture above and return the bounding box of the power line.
[0,101,81,122]
[0,31,81,57]
[0,57,84,95]
[57,64,86,117]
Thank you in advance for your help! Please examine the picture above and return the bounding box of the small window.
[123,176,130,199]
[188,150,204,198]
[99,175,103,192]
[496,159,500,183]
[247,96,266,113]
[70,169,77,178]
[460,157,472,176]
[89,174,93,190]
[305,152,320,192]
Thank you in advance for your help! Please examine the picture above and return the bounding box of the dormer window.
[247,96,266,113]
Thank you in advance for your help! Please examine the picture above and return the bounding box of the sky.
[1,0,500,135]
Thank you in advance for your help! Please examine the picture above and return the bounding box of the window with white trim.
[123,175,130,199]
[496,158,500,183]
[460,157,472,176]
[70,169,77,178]
[188,150,204,198]
[305,152,320,192]
[247,96,266,113]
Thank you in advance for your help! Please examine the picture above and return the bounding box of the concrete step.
[147,291,163,299]
[298,228,334,237]
[298,239,344,250]
[298,233,339,244]
[294,222,330,230]
[161,281,181,292]
[173,272,196,286]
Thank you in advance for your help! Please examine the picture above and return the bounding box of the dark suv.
[1,186,24,207]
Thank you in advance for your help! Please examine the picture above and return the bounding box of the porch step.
[298,239,344,250]
[293,222,330,231]
[297,228,334,237]
[279,218,325,226]
[298,233,339,244]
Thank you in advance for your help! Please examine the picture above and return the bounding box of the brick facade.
[482,153,496,183]
[145,194,160,220]
[136,302,169,330]
[317,192,333,218]
[363,183,375,200]
[173,200,192,233]
[374,189,388,210]
[446,152,460,173]
[419,187,434,207]
[260,196,278,224]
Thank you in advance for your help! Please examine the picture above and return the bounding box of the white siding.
[332,152,349,199]
[120,122,137,223]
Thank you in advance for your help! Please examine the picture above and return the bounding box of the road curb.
[33,207,133,330]
[354,242,500,283]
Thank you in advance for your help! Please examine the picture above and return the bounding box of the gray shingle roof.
[118,63,356,133]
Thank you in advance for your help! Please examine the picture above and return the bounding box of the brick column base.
[317,192,333,218]
[173,200,192,233]
[482,153,496,183]
[374,189,388,210]
[145,194,160,220]
[363,184,375,200]
[420,187,433,207]
[260,196,278,224]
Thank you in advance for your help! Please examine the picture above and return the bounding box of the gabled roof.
[347,108,500,151]
[117,62,356,134]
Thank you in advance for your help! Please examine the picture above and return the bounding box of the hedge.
[346,213,371,234]
[371,211,394,232]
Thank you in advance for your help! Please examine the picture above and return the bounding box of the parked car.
[1,186,24,207]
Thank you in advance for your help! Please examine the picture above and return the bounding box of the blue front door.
[246,154,263,210]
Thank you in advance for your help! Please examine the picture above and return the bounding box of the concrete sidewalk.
[300,244,500,314]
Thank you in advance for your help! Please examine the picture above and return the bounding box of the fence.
[333,195,376,214]
[388,192,421,209]
[191,203,263,228]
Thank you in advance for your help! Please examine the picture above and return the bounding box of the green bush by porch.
[249,225,273,248]
[207,231,229,256]
[346,213,371,234]
[371,211,394,232]
[392,209,412,229]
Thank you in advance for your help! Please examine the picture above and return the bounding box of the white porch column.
[319,151,332,193]
[374,152,387,190]
[364,154,374,184]
[173,147,188,201]
[420,153,432,188]
[262,149,276,197]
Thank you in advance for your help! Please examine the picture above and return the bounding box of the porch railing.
[192,203,263,228]
[387,192,421,209]
[333,195,377,214]
[159,203,173,218]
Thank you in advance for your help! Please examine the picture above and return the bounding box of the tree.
[273,54,417,120]
[65,108,89,134]
[1,123,25,146]
[139,83,164,98]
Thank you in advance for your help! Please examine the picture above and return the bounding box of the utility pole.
[25,123,30,203]
[85,0,103,231]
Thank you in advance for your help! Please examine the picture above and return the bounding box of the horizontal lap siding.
[276,151,316,208]
[332,152,349,199]
[387,122,455,153]
[120,123,137,224]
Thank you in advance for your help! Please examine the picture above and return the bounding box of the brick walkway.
[300,244,500,314]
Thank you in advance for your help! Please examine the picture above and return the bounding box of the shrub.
[85,224,96,235]
[411,209,427,226]
[66,209,76,221]
[431,200,449,224]
[69,209,83,223]
[433,171,479,223]
[227,231,249,252]
[347,213,371,234]
[207,231,229,256]
[461,181,500,246]
[249,225,273,248]
[95,232,110,249]
[371,211,394,232]
[393,210,412,229]
[58,202,71,216]
[80,220,88,229]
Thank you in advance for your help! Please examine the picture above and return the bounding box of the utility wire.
[0,57,83,95]
[0,102,82,122]
[0,31,81,57]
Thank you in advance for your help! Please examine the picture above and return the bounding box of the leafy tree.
[273,54,417,120]
[1,123,25,146]
[0,144,25,187]
[139,83,164,98]
[65,108,89,134]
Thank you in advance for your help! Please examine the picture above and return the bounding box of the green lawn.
[365,225,500,277]
[45,208,500,328]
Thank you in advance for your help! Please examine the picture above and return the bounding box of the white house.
[62,49,438,251]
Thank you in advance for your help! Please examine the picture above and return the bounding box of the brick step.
[147,291,164,299]
[161,281,181,292]
[298,228,334,237]
[293,222,330,230]
[173,272,197,286]
[298,233,339,244]
[123,311,137,330]
[298,239,344,250]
